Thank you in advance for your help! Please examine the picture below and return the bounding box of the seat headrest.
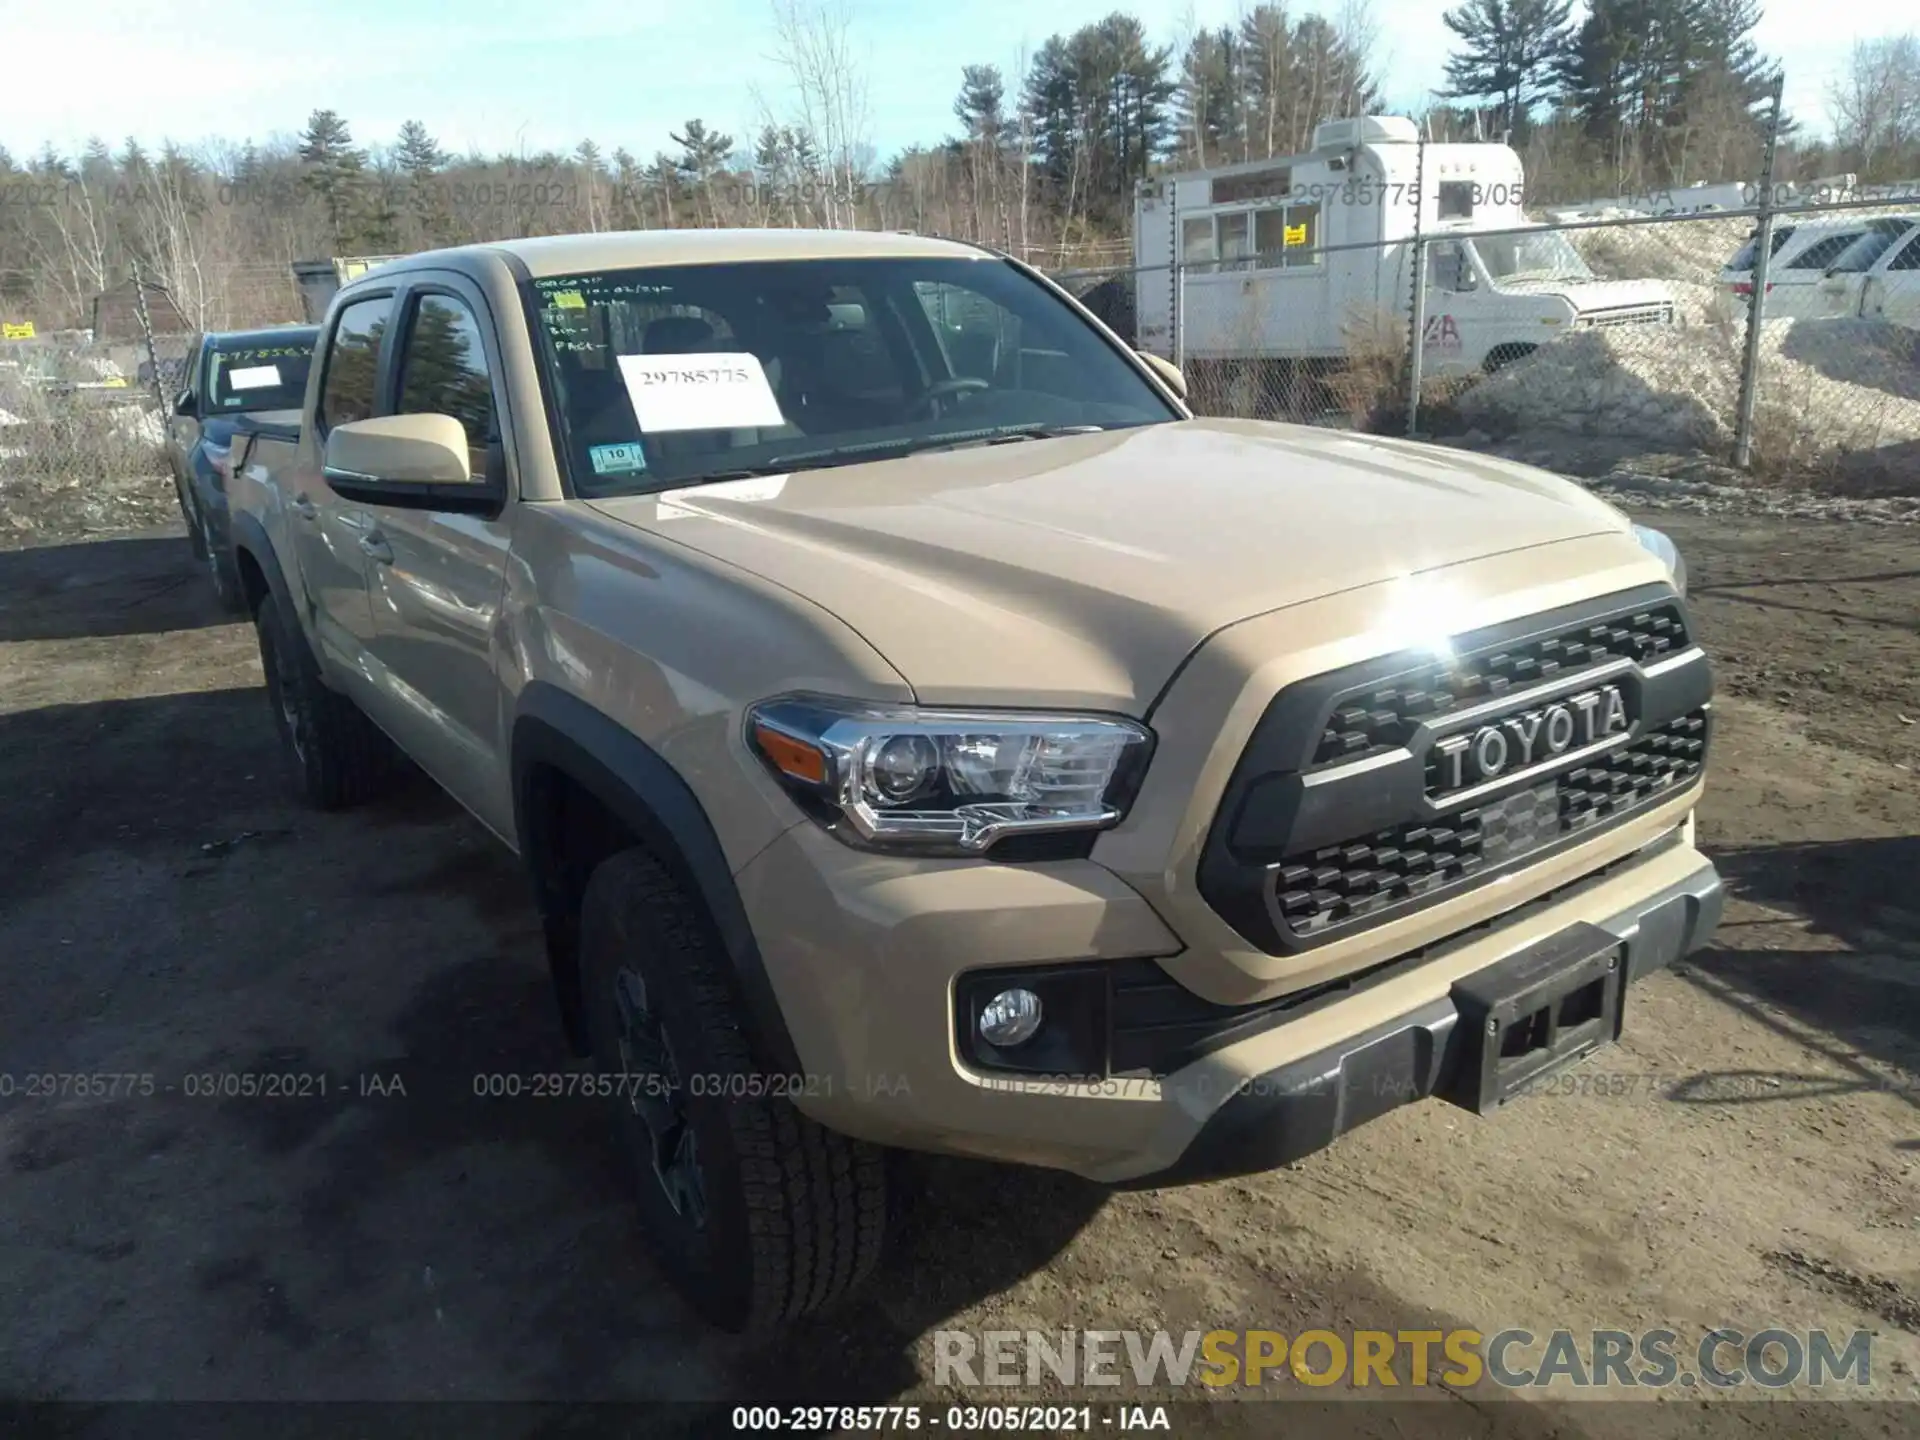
[643,316,717,354]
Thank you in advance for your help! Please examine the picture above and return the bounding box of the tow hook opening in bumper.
[1436,921,1625,1116]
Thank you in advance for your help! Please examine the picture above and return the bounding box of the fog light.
[978,988,1044,1047]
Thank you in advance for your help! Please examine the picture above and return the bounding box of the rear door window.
[1729,226,1795,272]
[1785,233,1865,271]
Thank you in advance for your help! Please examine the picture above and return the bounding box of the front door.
[289,293,395,677]
[165,336,205,481]
[358,281,517,837]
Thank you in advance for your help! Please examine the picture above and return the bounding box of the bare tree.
[1828,33,1920,181]
[767,0,873,228]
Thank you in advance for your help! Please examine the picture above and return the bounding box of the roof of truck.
[383,229,995,281]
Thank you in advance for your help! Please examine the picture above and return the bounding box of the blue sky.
[0,0,1877,165]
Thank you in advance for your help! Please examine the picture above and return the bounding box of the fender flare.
[229,510,300,625]
[509,681,800,1073]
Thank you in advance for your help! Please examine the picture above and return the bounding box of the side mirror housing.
[173,390,196,417]
[1137,349,1188,401]
[325,413,473,487]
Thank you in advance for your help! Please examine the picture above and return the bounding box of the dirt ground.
[0,509,1916,1438]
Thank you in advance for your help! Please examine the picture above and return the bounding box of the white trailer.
[1132,116,1676,392]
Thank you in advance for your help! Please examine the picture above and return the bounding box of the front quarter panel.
[501,502,916,874]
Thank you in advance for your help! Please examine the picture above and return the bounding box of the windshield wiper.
[625,425,1113,494]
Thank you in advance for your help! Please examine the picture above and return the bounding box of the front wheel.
[578,846,887,1332]
[200,508,246,614]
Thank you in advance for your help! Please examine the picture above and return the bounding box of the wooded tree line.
[0,1,1913,335]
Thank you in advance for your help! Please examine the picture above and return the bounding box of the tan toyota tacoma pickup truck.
[223,229,1720,1333]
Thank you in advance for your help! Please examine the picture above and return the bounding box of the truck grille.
[1278,711,1708,936]
[1579,303,1675,328]
[1312,602,1690,767]
[1196,584,1713,956]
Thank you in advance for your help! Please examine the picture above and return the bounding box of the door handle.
[359,532,395,566]
[290,494,318,520]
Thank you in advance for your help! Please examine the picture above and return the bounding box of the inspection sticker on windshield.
[227,364,281,390]
[616,353,785,434]
[588,441,648,476]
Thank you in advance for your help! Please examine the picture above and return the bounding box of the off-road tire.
[578,845,887,1332]
[254,588,394,810]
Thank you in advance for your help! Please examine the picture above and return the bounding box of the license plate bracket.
[1439,921,1625,1115]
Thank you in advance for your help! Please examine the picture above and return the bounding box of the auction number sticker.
[616,352,786,434]
[227,364,282,390]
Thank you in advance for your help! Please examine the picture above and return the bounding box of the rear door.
[292,293,395,676]
[356,275,518,835]
[1768,228,1865,317]
[1865,231,1920,329]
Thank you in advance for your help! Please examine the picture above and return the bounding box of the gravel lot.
[1,509,1916,1437]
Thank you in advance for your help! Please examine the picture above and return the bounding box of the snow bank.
[1457,315,1920,476]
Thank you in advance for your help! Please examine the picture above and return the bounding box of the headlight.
[746,696,1153,855]
[1631,523,1687,596]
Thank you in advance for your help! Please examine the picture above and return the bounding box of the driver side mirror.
[322,413,501,515]
[1137,350,1187,402]
[173,390,196,417]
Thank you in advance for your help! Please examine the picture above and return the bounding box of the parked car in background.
[167,326,319,609]
[1718,217,1891,318]
[1811,215,1920,327]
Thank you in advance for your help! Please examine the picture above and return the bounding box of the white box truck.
[1131,116,1677,396]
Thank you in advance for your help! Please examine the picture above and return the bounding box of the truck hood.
[586,418,1633,713]
[1502,277,1674,312]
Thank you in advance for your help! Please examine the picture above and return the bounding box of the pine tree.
[954,65,1013,241]
[299,109,369,246]
[669,119,734,187]
[394,120,447,175]
[1021,35,1080,202]
[1441,0,1575,139]
[955,65,1012,148]
[1176,28,1245,168]
[32,143,74,180]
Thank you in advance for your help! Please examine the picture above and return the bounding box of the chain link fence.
[0,329,194,539]
[1053,195,1920,495]
[5,198,1918,546]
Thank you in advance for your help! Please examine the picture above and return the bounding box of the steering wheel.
[910,376,990,420]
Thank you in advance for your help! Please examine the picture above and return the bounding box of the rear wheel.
[578,846,887,1332]
[254,589,394,809]
[177,476,205,560]
[1484,344,1538,375]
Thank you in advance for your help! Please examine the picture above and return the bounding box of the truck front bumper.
[1124,851,1722,1187]
[736,809,1722,1187]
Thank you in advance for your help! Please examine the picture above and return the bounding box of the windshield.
[526,256,1180,496]
[205,339,315,413]
[1471,230,1594,285]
